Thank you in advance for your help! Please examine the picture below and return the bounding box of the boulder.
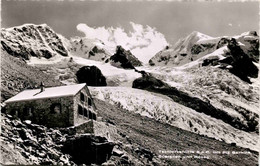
[76,66,107,86]
[132,74,169,89]
[135,147,154,161]
[112,148,124,157]
[61,134,115,165]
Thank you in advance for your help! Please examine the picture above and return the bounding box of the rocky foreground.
[1,113,75,165]
[0,112,161,165]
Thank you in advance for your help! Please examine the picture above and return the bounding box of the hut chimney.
[40,82,45,92]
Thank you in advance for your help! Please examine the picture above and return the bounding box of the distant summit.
[149,31,217,66]
[149,31,259,83]
[68,37,112,62]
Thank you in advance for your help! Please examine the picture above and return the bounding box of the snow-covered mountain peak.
[173,31,213,49]
[68,36,113,61]
[187,31,213,41]
[149,31,216,67]
[240,31,258,37]
[1,23,68,60]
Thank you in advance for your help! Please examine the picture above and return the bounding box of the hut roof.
[5,83,87,103]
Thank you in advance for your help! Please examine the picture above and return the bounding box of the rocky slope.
[1,24,68,60]
[0,113,75,165]
[95,98,258,166]
[0,49,62,102]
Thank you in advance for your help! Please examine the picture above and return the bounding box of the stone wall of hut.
[5,96,74,128]
[73,86,97,126]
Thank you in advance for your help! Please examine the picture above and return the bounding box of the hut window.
[89,111,93,119]
[23,107,32,116]
[83,108,88,118]
[78,105,83,115]
[80,92,85,102]
[10,109,18,116]
[50,103,61,114]
[88,98,92,106]
[93,113,97,120]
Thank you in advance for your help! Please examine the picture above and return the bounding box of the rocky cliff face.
[1,24,68,60]
[235,31,259,62]
[202,37,259,83]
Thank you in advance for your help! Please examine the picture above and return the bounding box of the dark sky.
[1,0,259,45]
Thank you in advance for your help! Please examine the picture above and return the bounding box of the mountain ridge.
[149,30,259,83]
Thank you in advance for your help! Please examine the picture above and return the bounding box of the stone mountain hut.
[4,83,97,128]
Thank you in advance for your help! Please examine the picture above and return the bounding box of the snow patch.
[27,55,68,65]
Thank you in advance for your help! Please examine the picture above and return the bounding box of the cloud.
[76,22,168,63]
